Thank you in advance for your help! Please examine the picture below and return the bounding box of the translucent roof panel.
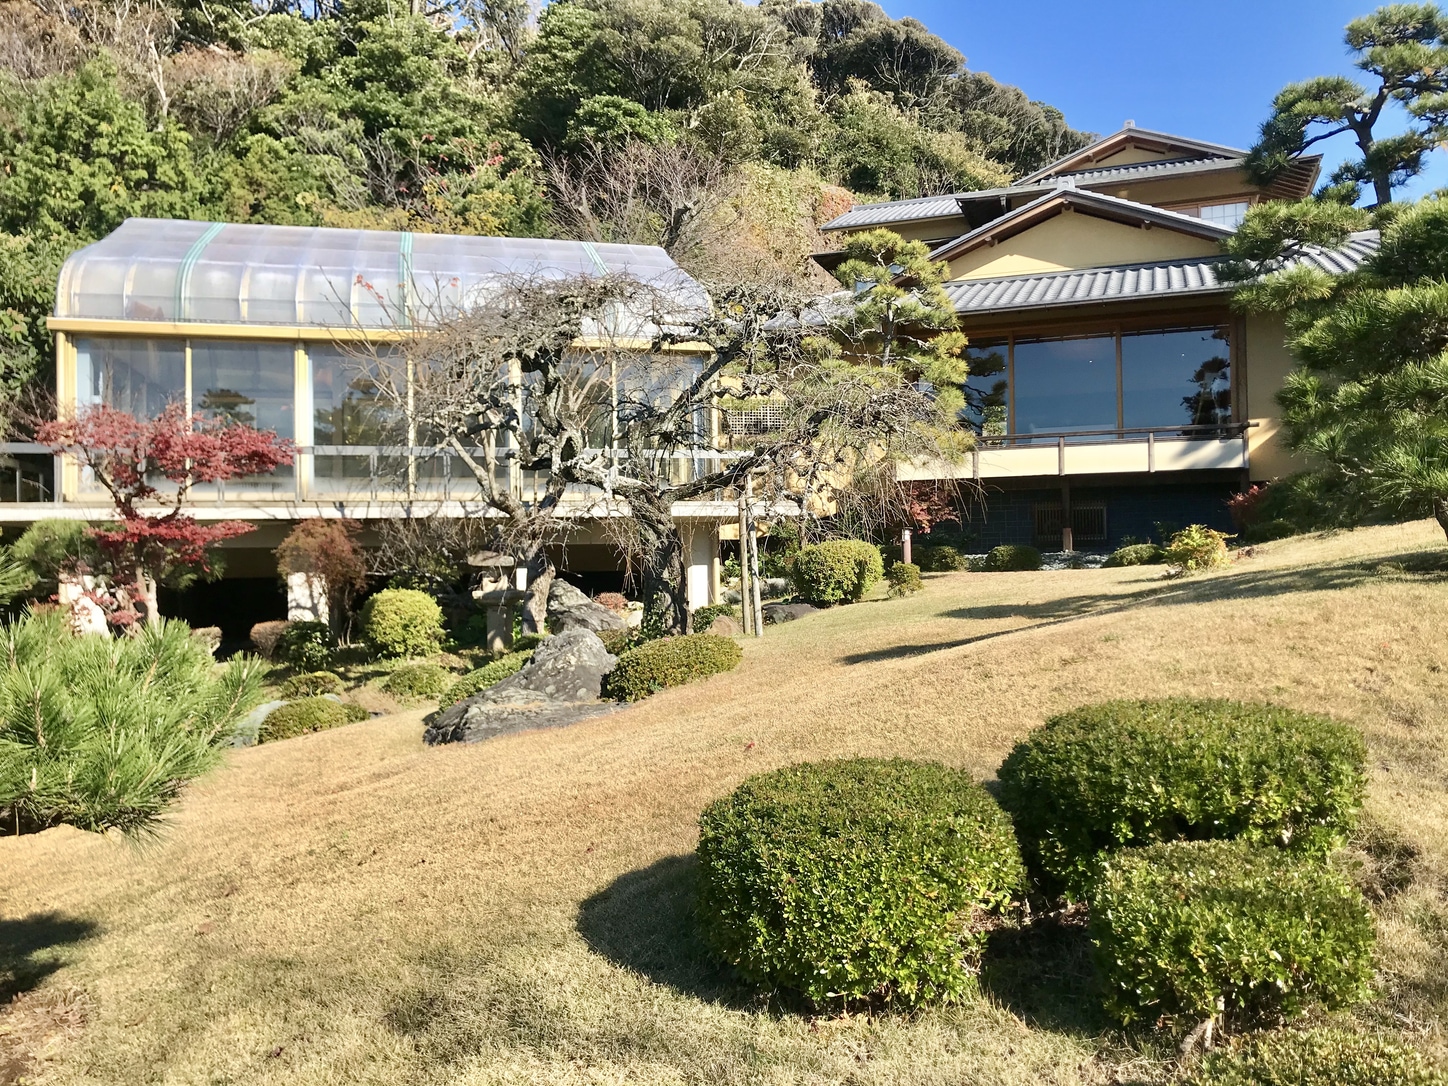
[56,219,709,330]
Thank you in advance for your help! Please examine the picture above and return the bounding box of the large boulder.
[762,602,820,625]
[424,629,619,744]
[547,579,627,633]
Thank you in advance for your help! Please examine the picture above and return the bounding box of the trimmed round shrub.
[249,619,291,660]
[1091,841,1374,1027]
[361,589,445,658]
[997,699,1367,901]
[381,662,453,700]
[280,671,342,698]
[259,696,369,743]
[1103,543,1166,567]
[1165,524,1231,572]
[789,539,884,605]
[605,633,742,701]
[441,651,533,706]
[276,620,335,671]
[982,544,1041,571]
[1185,1028,1448,1086]
[698,759,1026,1008]
[916,544,969,572]
[886,561,923,596]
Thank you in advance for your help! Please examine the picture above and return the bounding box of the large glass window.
[310,344,407,496]
[962,340,1008,438]
[75,337,185,417]
[1121,327,1231,429]
[1012,335,1117,435]
[190,340,295,488]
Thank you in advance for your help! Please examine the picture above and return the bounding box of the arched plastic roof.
[55,218,706,329]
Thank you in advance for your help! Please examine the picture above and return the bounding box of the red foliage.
[902,481,962,535]
[36,403,294,623]
[1226,484,1268,530]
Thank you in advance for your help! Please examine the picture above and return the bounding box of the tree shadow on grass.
[577,854,756,1008]
[979,912,1108,1037]
[0,913,98,1003]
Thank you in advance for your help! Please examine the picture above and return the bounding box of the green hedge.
[789,540,884,605]
[604,633,742,701]
[691,603,738,632]
[697,759,1025,1008]
[441,651,534,706]
[280,671,342,698]
[982,544,1041,571]
[277,620,335,671]
[361,589,445,658]
[381,662,453,699]
[1092,841,1374,1026]
[997,699,1367,901]
[1103,543,1166,567]
[916,544,969,572]
[886,561,923,596]
[1185,1029,1448,1086]
[259,696,369,743]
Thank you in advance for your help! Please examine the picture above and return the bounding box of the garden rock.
[761,577,791,598]
[703,615,742,636]
[547,579,627,632]
[424,629,620,745]
[231,699,285,747]
[762,602,819,625]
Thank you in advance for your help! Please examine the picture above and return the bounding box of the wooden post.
[737,493,752,634]
[901,528,912,565]
[745,478,764,637]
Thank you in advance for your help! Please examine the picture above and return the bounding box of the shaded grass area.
[1,521,1447,1084]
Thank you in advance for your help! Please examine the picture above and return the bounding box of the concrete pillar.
[684,523,716,611]
[286,572,328,624]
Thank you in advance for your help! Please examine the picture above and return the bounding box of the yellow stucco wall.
[1244,311,1306,480]
[946,210,1221,280]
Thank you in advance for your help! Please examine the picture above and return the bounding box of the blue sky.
[879,0,1448,199]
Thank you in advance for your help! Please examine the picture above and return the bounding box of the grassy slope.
[3,521,1447,1085]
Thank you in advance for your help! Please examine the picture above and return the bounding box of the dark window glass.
[961,340,1008,437]
[76,337,185,418]
[190,340,295,487]
[1121,327,1230,429]
[310,344,405,446]
[1012,335,1117,435]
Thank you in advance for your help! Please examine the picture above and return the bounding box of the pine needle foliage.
[0,611,264,836]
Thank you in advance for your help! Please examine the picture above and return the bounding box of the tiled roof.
[943,231,1380,315]
[818,194,973,232]
[1049,155,1246,186]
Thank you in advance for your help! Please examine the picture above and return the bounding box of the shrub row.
[915,544,969,572]
[1185,1029,1447,1086]
[1103,542,1166,567]
[982,544,1041,571]
[441,651,534,706]
[259,696,369,743]
[605,633,742,701]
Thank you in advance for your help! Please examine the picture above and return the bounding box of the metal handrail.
[971,422,1251,443]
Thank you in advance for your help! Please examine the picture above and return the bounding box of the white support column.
[684,523,715,613]
[286,572,329,625]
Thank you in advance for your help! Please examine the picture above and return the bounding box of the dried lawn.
[3,521,1448,1085]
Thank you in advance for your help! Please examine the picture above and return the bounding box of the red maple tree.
[37,403,293,626]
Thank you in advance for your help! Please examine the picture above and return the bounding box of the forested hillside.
[0,0,1088,400]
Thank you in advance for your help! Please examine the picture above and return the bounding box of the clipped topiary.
[917,545,969,572]
[605,633,742,701]
[789,539,884,605]
[997,699,1367,900]
[276,620,335,671]
[280,671,342,698]
[380,662,453,700]
[1184,1028,1448,1086]
[982,544,1041,571]
[1165,524,1231,572]
[1103,542,1166,567]
[361,588,445,658]
[886,561,923,596]
[249,619,291,661]
[259,696,369,743]
[697,759,1025,1008]
[440,651,534,706]
[1091,841,1374,1028]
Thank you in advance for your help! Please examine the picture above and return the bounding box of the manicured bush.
[789,540,884,605]
[380,662,453,700]
[1165,524,1231,572]
[916,544,969,572]
[276,620,335,671]
[259,696,369,743]
[0,613,264,835]
[361,588,445,658]
[249,619,291,660]
[691,603,737,632]
[442,651,534,706]
[697,759,1026,1008]
[1184,1028,1448,1086]
[1103,542,1166,567]
[281,671,342,698]
[982,544,1041,571]
[997,699,1367,900]
[596,627,643,656]
[1091,841,1374,1027]
[886,561,923,596]
[605,633,742,701]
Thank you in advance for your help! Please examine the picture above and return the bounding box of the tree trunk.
[630,493,688,635]
[521,548,554,636]
[1434,496,1448,543]
[136,573,161,628]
